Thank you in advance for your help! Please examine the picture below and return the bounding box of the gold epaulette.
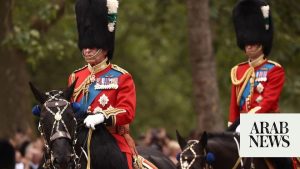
[267,60,282,67]
[70,73,76,84]
[69,65,88,84]
[111,64,128,74]
[230,61,249,85]
[230,65,238,84]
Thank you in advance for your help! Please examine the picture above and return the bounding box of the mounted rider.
[229,0,284,126]
[68,0,137,168]
[228,0,297,168]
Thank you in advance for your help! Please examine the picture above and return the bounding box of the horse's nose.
[53,157,60,168]
[68,161,75,169]
[53,157,70,169]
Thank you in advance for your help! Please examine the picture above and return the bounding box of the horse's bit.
[179,140,212,169]
[38,91,80,169]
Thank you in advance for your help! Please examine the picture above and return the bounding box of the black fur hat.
[233,0,273,56]
[75,0,119,60]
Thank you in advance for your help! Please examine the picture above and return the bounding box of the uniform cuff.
[104,115,116,126]
[102,106,126,118]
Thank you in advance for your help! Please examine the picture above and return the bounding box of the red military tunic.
[229,55,285,124]
[68,58,136,155]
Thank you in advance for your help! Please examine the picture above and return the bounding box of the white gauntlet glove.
[84,113,105,130]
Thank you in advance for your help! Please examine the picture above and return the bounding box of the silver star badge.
[256,83,264,93]
[98,94,109,107]
[256,95,263,103]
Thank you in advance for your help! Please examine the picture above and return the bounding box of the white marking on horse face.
[55,113,62,121]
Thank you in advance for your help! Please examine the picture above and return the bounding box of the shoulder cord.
[231,66,255,106]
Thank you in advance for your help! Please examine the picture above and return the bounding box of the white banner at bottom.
[240,113,300,157]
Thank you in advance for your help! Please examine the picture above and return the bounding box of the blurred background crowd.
[0,127,182,169]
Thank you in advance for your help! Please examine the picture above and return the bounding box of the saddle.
[107,125,159,169]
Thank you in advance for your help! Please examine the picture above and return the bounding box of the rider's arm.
[102,73,136,126]
[229,84,239,126]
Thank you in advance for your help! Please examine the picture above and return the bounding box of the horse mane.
[207,132,239,138]
[205,132,239,143]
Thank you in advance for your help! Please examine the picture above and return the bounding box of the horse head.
[176,131,211,169]
[30,81,79,169]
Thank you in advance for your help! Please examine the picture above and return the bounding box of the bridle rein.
[38,91,79,169]
[180,140,212,169]
[179,134,255,169]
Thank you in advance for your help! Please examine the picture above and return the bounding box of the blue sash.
[239,63,275,110]
[76,69,122,117]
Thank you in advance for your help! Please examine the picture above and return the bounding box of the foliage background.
[2,0,299,138]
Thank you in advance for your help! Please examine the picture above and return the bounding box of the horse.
[137,146,177,169]
[30,82,176,169]
[30,81,128,169]
[176,130,294,169]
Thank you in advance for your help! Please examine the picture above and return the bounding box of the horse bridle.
[38,90,80,169]
[180,140,212,169]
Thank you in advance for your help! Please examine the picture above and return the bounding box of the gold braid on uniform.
[231,66,254,106]
[102,106,126,119]
[73,77,91,101]
[231,55,265,107]
[72,58,110,101]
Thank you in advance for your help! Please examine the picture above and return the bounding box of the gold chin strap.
[246,45,262,58]
[82,49,103,60]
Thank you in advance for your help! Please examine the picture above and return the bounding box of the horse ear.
[29,82,47,104]
[176,130,187,150]
[200,131,208,147]
[63,78,77,101]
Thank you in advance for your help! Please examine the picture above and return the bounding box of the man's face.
[244,44,263,60]
[82,48,107,65]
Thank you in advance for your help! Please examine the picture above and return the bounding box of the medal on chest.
[255,70,268,82]
[98,94,109,107]
[94,75,119,90]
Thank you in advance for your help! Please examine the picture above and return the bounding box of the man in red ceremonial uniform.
[68,0,136,168]
[228,0,284,126]
[229,1,297,168]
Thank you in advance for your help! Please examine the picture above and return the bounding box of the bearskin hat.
[233,0,273,56]
[75,0,119,60]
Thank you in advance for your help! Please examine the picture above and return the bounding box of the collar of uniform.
[248,54,266,68]
[88,58,110,74]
